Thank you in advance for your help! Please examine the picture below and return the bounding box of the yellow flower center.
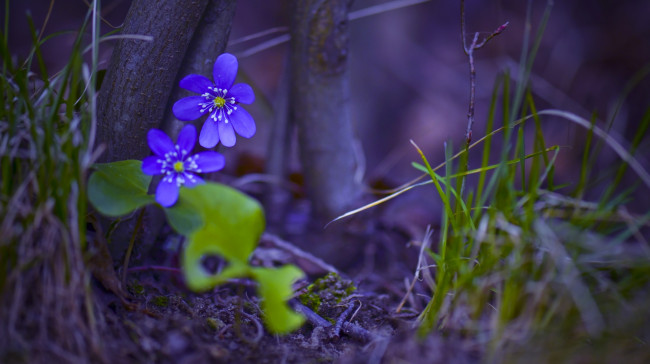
[213,97,226,108]
[173,161,185,173]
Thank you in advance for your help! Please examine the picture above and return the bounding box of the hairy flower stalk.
[173,53,256,148]
[142,124,225,207]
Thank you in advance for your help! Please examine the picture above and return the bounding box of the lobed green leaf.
[87,160,154,216]
[169,183,265,258]
[251,266,306,334]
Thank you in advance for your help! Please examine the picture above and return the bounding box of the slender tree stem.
[290,0,361,220]
[460,0,508,146]
[461,0,468,54]
[466,32,479,145]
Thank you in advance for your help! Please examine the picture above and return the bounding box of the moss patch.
[152,295,170,307]
[298,272,356,314]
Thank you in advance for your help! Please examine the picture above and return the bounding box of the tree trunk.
[97,0,209,163]
[264,55,292,229]
[162,0,238,138]
[95,0,238,259]
[290,0,362,220]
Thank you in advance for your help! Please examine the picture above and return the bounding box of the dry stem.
[461,0,508,145]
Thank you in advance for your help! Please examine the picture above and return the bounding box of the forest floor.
[94,219,474,364]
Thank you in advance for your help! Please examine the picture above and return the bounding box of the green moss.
[127,281,145,296]
[206,317,224,331]
[298,272,356,313]
[345,284,356,296]
[299,291,323,312]
[152,295,169,307]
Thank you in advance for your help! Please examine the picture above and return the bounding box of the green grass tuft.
[0,2,103,361]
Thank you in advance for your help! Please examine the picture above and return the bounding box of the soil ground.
[93,221,472,364]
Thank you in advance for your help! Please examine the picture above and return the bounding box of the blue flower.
[142,124,225,207]
[172,53,256,148]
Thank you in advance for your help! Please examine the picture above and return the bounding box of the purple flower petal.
[199,120,220,148]
[142,156,162,175]
[173,96,207,121]
[213,53,237,90]
[156,178,180,207]
[229,107,256,138]
[147,129,174,156]
[176,124,197,154]
[179,74,213,94]
[193,151,225,173]
[229,83,255,104]
[219,120,236,147]
[184,174,204,188]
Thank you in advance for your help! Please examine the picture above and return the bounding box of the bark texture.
[264,55,292,228]
[97,0,209,163]
[162,0,238,137]
[95,0,240,259]
[290,0,361,220]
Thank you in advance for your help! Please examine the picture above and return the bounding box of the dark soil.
[97,270,472,364]
[90,220,475,364]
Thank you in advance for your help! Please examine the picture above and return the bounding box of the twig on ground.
[217,323,233,339]
[260,233,341,275]
[332,303,356,340]
[292,300,331,327]
[349,300,363,322]
[461,0,508,145]
[239,310,265,345]
[396,226,434,313]
[291,300,373,344]
[340,318,373,344]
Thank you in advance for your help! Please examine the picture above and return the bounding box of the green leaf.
[169,183,265,256]
[176,182,265,287]
[163,193,204,235]
[251,266,305,334]
[176,183,303,333]
[182,244,250,292]
[88,160,154,217]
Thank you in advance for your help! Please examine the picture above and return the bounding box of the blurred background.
[6,0,650,217]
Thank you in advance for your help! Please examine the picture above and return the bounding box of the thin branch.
[260,233,341,275]
[238,310,265,345]
[332,303,356,339]
[396,226,434,313]
[461,0,468,54]
[348,0,431,20]
[476,22,509,49]
[235,0,431,59]
[238,34,290,58]
[460,0,508,145]
[228,26,289,46]
[291,300,373,343]
[465,31,479,145]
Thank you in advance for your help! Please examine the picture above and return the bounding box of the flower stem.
[121,208,145,286]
